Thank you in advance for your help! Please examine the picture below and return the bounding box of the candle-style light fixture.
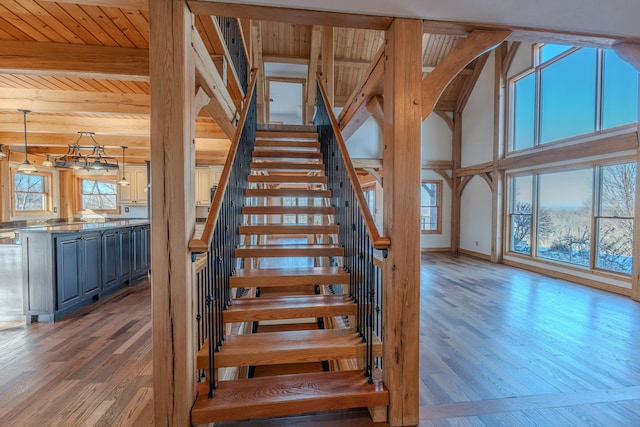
[52,132,118,171]
[118,146,129,186]
[17,109,37,174]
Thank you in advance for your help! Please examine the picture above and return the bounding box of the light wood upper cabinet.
[195,166,222,206]
[117,166,148,205]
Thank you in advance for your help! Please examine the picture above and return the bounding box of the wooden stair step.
[197,329,382,369]
[224,295,355,323]
[235,244,343,258]
[191,371,388,424]
[252,150,323,159]
[246,188,331,198]
[250,161,324,171]
[248,174,328,184]
[256,130,318,140]
[239,224,339,235]
[230,266,349,287]
[254,140,320,149]
[242,206,334,215]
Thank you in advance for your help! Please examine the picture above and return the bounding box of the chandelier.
[53,132,119,171]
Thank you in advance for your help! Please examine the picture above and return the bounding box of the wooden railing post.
[382,18,422,427]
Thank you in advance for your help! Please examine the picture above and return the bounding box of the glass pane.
[27,175,44,192]
[596,218,633,274]
[421,207,437,231]
[421,183,437,206]
[540,44,572,63]
[511,175,533,214]
[600,163,636,217]
[537,169,593,266]
[83,195,117,210]
[511,214,531,254]
[19,193,45,210]
[602,49,639,130]
[512,73,536,151]
[540,48,597,143]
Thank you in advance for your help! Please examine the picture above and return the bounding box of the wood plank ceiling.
[0,0,479,165]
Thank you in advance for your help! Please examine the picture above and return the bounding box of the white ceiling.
[231,0,640,39]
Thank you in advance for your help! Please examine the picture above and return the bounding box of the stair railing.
[215,16,249,94]
[315,79,390,383]
[189,69,258,398]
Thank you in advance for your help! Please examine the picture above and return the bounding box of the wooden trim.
[382,18,422,426]
[458,248,492,261]
[420,179,442,234]
[455,52,490,113]
[421,247,452,253]
[435,111,454,132]
[337,46,385,140]
[316,78,390,250]
[456,161,494,177]
[58,169,74,220]
[422,160,453,169]
[499,131,639,171]
[73,174,119,214]
[503,42,521,73]
[10,168,54,217]
[422,19,640,48]
[189,69,259,253]
[187,1,393,31]
[422,29,511,119]
[321,26,335,109]
[451,112,462,252]
[251,21,265,123]
[366,95,384,130]
[434,169,453,188]
[306,25,322,124]
[0,40,148,81]
[456,175,473,197]
[503,258,632,297]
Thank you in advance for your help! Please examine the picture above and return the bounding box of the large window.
[78,177,117,212]
[510,45,638,151]
[508,162,636,275]
[420,180,442,233]
[13,171,51,213]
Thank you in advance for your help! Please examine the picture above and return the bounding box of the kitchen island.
[20,220,150,322]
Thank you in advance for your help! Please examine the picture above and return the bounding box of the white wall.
[345,116,383,159]
[459,176,492,255]
[421,113,453,249]
[507,42,534,78]
[461,51,495,167]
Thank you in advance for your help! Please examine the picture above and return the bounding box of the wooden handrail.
[316,77,390,251]
[189,68,259,253]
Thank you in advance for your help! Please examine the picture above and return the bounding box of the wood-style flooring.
[1,253,639,426]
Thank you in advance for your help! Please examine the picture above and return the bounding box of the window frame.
[420,180,442,234]
[11,169,53,216]
[75,175,119,214]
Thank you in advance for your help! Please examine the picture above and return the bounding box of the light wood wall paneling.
[149,0,196,424]
[382,17,423,427]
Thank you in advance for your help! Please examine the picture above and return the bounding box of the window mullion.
[595,48,604,132]
[531,174,539,257]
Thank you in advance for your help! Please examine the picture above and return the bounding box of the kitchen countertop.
[18,220,149,233]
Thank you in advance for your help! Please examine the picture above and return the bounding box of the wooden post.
[451,112,462,252]
[58,169,74,220]
[491,44,507,263]
[382,18,422,427]
[322,26,334,109]
[149,0,197,425]
[0,149,9,222]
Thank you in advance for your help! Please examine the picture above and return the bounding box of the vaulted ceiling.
[0,0,637,166]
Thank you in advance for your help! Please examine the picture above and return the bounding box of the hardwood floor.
[1,253,639,426]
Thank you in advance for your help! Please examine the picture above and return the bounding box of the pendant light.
[0,144,7,160]
[118,146,129,186]
[42,154,53,167]
[17,109,37,174]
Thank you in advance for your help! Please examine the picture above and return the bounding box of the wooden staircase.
[191,128,388,425]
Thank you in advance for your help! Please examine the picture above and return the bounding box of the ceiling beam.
[187,1,392,30]
[0,40,148,81]
[306,25,322,124]
[422,29,511,119]
[422,20,639,48]
[0,88,150,115]
[38,0,148,9]
[263,54,372,69]
[455,53,490,113]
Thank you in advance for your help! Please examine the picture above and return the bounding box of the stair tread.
[242,206,334,214]
[225,295,355,323]
[246,188,331,198]
[253,150,323,159]
[198,329,382,369]
[231,267,349,288]
[256,130,318,140]
[248,175,328,183]
[239,224,338,235]
[191,371,388,424]
[235,245,343,258]
[250,161,324,171]
[254,140,320,149]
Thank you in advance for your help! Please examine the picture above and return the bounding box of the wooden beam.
[337,46,384,140]
[422,20,639,48]
[366,95,384,129]
[251,21,265,123]
[0,88,150,115]
[352,158,383,169]
[492,42,507,264]
[422,160,453,169]
[456,161,494,177]
[0,151,9,222]
[306,25,322,124]
[264,54,372,69]
[149,1,196,424]
[0,113,225,138]
[322,26,335,108]
[451,112,462,252]
[192,26,238,139]
[0,40,148,81]
[455,52,490,113]
[187,1,392,30]
[435,111,454,132]
[382,18,422,427]
[434,169,453,188]
[422,29,510,119]
[613,42,640,72]
[503,42,521,73]
[498,132,639,171]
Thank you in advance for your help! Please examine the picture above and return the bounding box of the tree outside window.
[79,178,117,211]
[13,172,50,212]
